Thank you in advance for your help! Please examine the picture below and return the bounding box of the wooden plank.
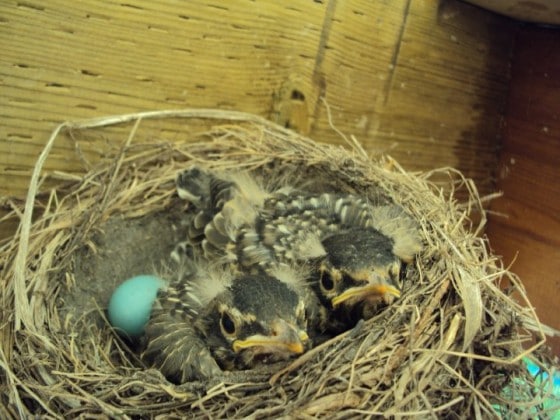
[374,0,514,194]
[489,219,560,344]
[304,0,515,199]
[487,27,560,356]
[0,0,516,241]
[0,0,330,201]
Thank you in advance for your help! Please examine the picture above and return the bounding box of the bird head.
[193,269,311,370]
[312,227,405,329]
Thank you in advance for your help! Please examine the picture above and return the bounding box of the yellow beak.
[232,321,308,355]
[332,283,401,307]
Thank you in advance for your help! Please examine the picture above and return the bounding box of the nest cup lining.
[1,109,557,418]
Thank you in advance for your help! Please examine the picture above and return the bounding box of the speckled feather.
[143,290,220,382]
[176,166,422,269]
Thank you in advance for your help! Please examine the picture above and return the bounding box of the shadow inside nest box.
[60,200,189,331]
[260,160,394,204]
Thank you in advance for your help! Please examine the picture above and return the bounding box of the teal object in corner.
[108,275,165,338]
[493,358,560,419]
[524,358,560,420]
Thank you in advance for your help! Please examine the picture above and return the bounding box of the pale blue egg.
[108,275,165,338]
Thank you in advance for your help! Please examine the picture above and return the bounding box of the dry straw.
[1,109,557,418]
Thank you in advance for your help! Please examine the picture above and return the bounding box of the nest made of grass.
[0,110,557,418]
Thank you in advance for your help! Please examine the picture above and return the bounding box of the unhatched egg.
[108,275,165,338]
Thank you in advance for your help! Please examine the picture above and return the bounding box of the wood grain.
[487,27,560,356]
[0,0,515,210]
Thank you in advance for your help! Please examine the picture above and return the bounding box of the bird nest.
[1,109,557,418]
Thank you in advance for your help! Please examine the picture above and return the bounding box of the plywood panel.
[0,0,329,199]
[487,27,560,356]
[0,1,515,202]
[0,0,519,247]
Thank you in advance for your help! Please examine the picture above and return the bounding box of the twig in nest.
[269,327,354,385]
[381,279,451,384]
[3,109,555,417]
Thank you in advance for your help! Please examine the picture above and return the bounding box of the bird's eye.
[320,271,335,291]
[220,312,237,336]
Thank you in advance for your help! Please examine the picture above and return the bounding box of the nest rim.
[1,109,557,419]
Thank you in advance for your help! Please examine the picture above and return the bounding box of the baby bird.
[142,260,312,383]
[312,205,422,332]
[175,166,423,333]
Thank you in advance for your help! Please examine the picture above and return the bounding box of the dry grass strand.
[1,109,557,418]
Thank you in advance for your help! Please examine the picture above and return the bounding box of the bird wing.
[177,166,423,273]
[177,167,272,260]
[143,307,221,383]
[142,272,227,383]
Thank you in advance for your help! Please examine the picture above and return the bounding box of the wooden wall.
[0,0,514,207]
[487,26,560,356]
